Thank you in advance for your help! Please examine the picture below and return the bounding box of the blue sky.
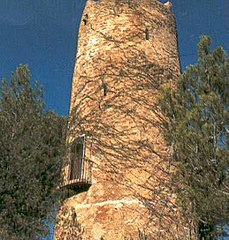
[0,0,228,117]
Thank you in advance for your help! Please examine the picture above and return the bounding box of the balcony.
[61,158,92,190]
[60,136,92,193]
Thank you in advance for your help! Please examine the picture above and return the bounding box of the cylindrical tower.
[56,0,190,239]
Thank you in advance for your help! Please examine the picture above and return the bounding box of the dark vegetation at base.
[60,183,91,201]
[0,65,67,240]
[159,36,229,239]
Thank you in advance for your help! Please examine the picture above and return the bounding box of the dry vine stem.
[56,0,193,239]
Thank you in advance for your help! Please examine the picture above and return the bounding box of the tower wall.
[55,0,190,239]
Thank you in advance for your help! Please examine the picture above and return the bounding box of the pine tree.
[159,36,229,239]
[0,65,67,240]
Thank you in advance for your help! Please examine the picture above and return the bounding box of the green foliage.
[0,65,67,240]
[159,36,229,239]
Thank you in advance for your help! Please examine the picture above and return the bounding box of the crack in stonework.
[73,198,146,209]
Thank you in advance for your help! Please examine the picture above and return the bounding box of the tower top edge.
[85,0,174,14]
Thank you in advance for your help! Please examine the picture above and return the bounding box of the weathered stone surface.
[55,0,192,239]
[56,182,190,239]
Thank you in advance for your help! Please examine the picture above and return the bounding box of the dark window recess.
[145,28,150,40]
[102,83,108,96]
[83,14,88,25]
[70,137,85,180]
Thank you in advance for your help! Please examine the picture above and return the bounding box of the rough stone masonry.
[55,0,192,239]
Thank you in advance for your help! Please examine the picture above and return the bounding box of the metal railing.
[61,158,92,188]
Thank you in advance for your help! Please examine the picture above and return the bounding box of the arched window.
[69,136,85,180]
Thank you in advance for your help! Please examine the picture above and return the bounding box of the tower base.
[55,182,191,240]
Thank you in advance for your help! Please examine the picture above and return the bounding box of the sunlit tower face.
[65,0,180,184]
[56,1,189,239]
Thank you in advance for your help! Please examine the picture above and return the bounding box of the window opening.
[145,28,149,40]
[70,136,85,180]
[102,83,108,96]
[83,14,88,25]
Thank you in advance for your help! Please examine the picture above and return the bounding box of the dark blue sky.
[0,0,228,116]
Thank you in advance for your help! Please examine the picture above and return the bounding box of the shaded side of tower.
[55,0,192,239]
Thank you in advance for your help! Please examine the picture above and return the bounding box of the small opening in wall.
[83,14,88,25]
[145,28,150,40]
[102,83,108,96]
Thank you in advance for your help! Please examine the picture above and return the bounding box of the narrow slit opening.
[145,28,149,40]
[83,14,88,25]
[102,83,108,96]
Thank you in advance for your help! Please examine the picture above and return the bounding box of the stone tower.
[55,0,190,239]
